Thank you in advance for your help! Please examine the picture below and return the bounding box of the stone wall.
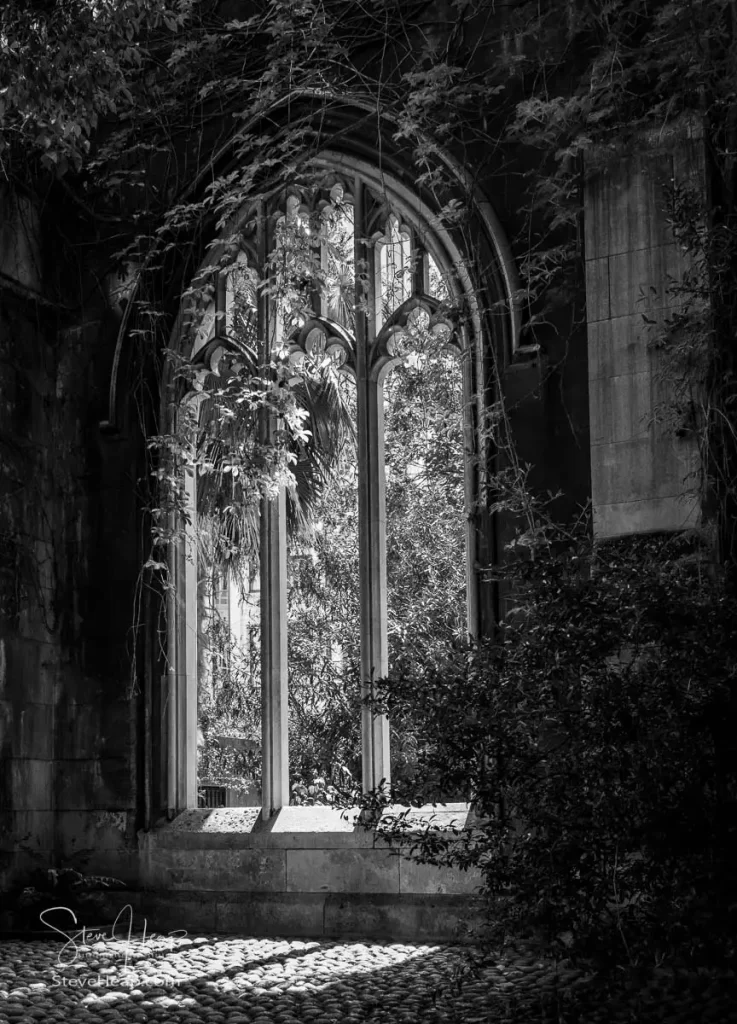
[585,128,703,538]
[0,187,141,890]
[136,806,483,941]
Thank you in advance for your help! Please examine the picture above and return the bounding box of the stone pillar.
[354,181,391,795]
[584,126,703,537]
[167,461,199,815]
[259,482,289,817]
[258,212,289,818]
[180,468,199,809]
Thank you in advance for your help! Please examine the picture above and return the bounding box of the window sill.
[148,803,476,850]
[137,804,483,939]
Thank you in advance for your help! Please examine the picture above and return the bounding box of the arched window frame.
[162,158,517,818]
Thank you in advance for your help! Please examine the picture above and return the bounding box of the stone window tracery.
[166,168,490,818]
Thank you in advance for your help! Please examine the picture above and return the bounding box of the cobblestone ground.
[0,934,735,1024]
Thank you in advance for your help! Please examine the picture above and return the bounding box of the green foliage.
[372,532,737,969]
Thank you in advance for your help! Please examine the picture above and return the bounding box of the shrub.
[373,533,737,969]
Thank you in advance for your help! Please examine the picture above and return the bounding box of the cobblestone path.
[0,934,734,1024]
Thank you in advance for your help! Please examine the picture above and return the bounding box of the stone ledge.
[323,893,483,942]
[148,804,474,849]
[114,889,485,943]
[138,805,482,905]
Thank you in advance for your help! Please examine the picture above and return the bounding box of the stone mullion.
[461,340,480,639]
[166,392,201,814]
[166,488,180,816]
[413,241,428,297]
[354,180,391,796]
[258,208,290,818]
[179,467,199,809]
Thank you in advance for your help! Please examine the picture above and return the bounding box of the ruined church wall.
[0,187,142,890]
[584,127,704,538]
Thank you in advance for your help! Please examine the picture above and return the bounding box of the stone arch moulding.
[99,95,522,437]
[150,146,518,820]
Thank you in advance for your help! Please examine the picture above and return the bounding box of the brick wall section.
[584,128,703,538]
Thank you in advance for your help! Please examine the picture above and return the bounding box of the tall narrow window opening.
[166,163,498,817]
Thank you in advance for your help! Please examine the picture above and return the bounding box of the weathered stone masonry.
[0,188,141,891]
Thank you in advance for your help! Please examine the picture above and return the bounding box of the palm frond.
[288,366,355,536]
[193,359,355,576]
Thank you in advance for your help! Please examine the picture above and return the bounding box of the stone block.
[584,256,610,322]
[32,541,55,595]
[150,805,419,849]
[673,136,706,192]
[56,810,132,859]
[150,827,384,851]
[0,848,53,892]
[1,758,54,810]
[0,700,54,760]
[398,856,483,895]
[17,604,56,645]
[146,806,474,854]
[55,701,132,760]
[55,668,118,706]
[264,803,361,833]
[584,152,675,260]
[286,848,399,894]
[587,315,654,381]
[133,889,483,942]
[55,758,133,811]
[63,848,140,886]
[0,809,54,854]
[0,637,58,704]
[591,434,698,507]
[216,893,326,936]
[594,492,700,539]
[583,166,612,261]
[608,243,683,320]
[323,893,483,942]
[135,893,216,936]
[144,847,286,891]
[609,154,674,257]
[588,371,653,446]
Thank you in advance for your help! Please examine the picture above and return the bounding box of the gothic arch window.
[164,160,512,817]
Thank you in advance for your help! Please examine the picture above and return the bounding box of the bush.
[372,533,737,970]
